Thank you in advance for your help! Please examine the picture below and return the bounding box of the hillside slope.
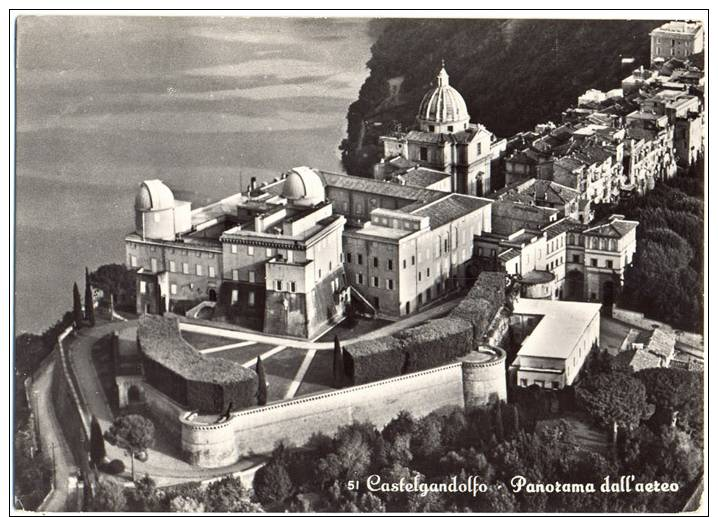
[341,18,662,176]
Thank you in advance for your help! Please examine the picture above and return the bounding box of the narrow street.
[33,360,77,512]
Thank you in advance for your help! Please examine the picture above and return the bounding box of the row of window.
[273,280,297,292]
[231,270,257,283]
[354,273,394,290]
[168,260,216,277]
[230,289,255,307]
[546,236,565,254]
[580,257,615,269]
[229,243,275,258]
[570,255,614,269]
[128,242,213,259]
[545,256,564,271]
[346,245,470,272]
[519,378,561,389]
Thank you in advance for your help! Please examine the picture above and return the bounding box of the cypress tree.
[511,404,521,437]
[73,282,83,328]
[256,356,267,406]
[332,335,345,388]
[108,293,115,320]
[85,267,96,326]
[90,415,107,466]
[494,402,505,443]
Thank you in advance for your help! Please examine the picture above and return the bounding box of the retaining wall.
[227,361,464,456]
[612,305,703,350]
[51,328,94,510]
[141,361,464,466]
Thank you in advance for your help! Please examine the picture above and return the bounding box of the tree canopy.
[575,372,655,431]
[106,414,155,452]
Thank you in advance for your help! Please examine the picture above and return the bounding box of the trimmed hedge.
[343,336,406,385]
[344,272,508,386]
[138,315,257,413]
[396,317,474,373]
[451,272,506,338]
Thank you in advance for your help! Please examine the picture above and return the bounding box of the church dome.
[135,180,175,211]
[282,167,325,206]
[417,64,470,129]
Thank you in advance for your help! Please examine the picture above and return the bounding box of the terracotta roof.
[542,218,582,240]
[533,180,580,205]
[583,215,639,238]
[615,348,663,371]
[411,194,491,229]
[405,130,452,144]
[400,167,451,188]
[319,170,446,204]
[388,155,415,170]
[646,328,676,360]
[554,156,584,172]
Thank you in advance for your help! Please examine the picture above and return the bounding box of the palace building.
[126,164,494,336]
[127,170,348,340]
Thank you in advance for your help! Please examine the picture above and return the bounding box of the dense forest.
[595,165,704,334]
[248,351,702,513]
[341,18,661,176]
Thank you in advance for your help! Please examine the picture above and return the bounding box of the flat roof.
[346,225,413,241]
[651,20,702,35]
[514,298,602,359]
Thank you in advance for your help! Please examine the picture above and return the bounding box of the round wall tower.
[461,346,507,409]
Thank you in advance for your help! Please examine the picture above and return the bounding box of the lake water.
[15,16,373,334]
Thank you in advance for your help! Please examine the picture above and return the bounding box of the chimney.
[251,177,257,191]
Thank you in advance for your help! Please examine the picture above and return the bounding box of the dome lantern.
[417,62,470,133]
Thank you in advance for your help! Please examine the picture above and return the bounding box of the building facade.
[650,20,704,61]
[475,213,637,306]
[342,193,491,318]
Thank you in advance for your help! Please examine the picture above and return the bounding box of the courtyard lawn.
[180,331,239,351]
[295,349,334,397]
[259,348,309,401]
[210,343,275,365]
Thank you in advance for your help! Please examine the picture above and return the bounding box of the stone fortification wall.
[228,361,463,457]
[461,346,507,409]
[181,414,238,468]
[169,345,507,466]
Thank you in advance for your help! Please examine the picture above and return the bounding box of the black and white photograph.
[9,9,707,514]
